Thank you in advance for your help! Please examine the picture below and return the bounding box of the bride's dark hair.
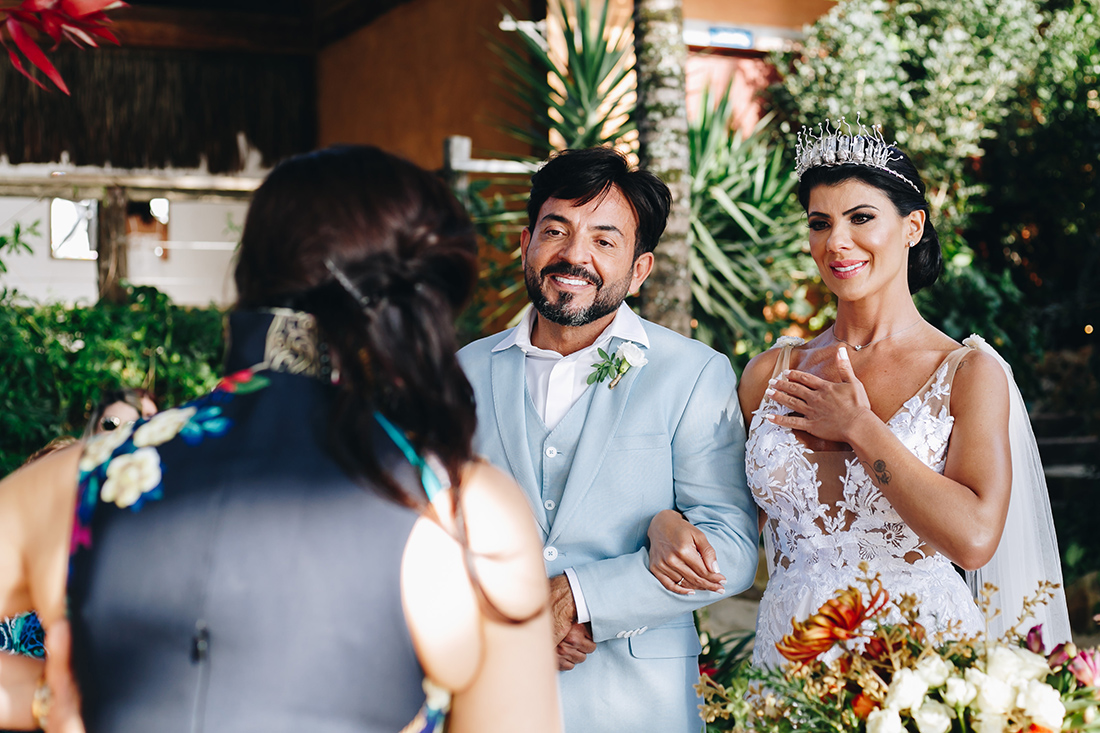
[234,145,478,508]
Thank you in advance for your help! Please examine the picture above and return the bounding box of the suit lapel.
[547,336,642,545]
[490,346,548,533]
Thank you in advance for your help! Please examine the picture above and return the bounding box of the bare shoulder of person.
[0,442,82,622]
[454,460,548,621]
[401,460,547,691]
[738,348,783,416]
[950,348,1010,417]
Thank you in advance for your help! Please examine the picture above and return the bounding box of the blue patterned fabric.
[67,309,443,733]
[0,610,45,658]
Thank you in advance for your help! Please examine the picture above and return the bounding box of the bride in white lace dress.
[646,121,1070,667]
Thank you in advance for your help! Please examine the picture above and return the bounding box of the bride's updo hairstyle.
[797,145,943,294]
[234,145,478,508]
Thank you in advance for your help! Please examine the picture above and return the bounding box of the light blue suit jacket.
[458,316,757,733]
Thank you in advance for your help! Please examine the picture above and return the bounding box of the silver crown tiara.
[794,117,921,194]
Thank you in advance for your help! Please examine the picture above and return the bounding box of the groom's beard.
[526,261,631,327]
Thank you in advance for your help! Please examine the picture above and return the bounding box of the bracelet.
[31,674,52,730]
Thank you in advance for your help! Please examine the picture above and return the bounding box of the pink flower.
[1048,642,1077,669]
[1025,625,1046,655]
[1069,649,1100,688]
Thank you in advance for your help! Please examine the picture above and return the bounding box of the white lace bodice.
[749,339,984,667]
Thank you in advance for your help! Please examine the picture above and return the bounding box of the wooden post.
[97,186,129,304]
[443,135,473,206]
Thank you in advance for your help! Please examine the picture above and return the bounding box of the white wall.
[0,197,98,303]
[128,200,247,307]
[0,197,248,308]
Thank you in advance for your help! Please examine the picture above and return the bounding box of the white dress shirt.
[491,302,650,624]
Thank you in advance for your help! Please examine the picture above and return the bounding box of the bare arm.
[768,347,1011,569]
[0,445,83,731]
[402,461,560,733]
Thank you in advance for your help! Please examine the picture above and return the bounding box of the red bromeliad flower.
[2,0,126,94]
[776,582,889,663]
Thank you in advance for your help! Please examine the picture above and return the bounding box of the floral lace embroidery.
[749,345,983,666]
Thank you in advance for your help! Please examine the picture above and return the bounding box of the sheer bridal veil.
[963,335,1072,647]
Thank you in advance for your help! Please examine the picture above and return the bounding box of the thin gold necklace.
[829,320,922,352]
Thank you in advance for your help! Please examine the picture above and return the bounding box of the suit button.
[616,631,626,639]
[543,546,558,561]
[637,626,648,635]
[544,499,556,511]
[544,446,558,458]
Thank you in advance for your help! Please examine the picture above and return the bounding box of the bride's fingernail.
[838,346,850,361]
[765,388,775,398]
[712,562,720,574]
[687,591,696,596]
[768,377,778,386]
[781,369,791,378]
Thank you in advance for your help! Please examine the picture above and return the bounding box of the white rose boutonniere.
[588,341,648,389]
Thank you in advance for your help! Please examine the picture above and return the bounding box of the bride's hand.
[767,346,873,443]
[647,510,725,595]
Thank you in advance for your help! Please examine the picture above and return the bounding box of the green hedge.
[0,285,224,476]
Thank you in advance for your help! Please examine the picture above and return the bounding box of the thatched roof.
[0,0,414,173]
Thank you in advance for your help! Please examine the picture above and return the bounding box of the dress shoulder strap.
[769,336,806,379]
[940,344,976,398]
[374,412,447,503]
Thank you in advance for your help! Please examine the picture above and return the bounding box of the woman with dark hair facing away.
[0,146,560,732]
[645,119,1070,666]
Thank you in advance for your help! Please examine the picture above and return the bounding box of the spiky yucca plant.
[687,86,811,363]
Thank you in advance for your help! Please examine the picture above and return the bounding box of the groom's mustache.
[539,262,604,289]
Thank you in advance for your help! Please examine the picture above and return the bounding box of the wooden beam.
[110,6,314,54]
[313,0,415,46]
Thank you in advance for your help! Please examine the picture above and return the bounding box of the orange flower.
[851,692,877,720]
[1027,725,1054,733]
[776,583,889,663]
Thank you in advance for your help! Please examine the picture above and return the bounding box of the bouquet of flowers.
[698,564,1100,733]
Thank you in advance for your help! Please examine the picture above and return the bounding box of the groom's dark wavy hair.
[526,146,673,259]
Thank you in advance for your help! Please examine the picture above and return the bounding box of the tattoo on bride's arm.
[864,459,892,485]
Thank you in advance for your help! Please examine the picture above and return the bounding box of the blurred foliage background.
[0,283,223,475]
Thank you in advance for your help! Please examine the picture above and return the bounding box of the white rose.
[617,342,648,368]
[916,655,954,688]
[943,676,977,707]
[133,407,196,448]
[968,669,1015,716]
[912,699,954,733]
[78,425,133,472]
[973,714,1009,733]
[867,707,905,733]
[885,668,929,712]
[1016,679,1065,731]
[1011,647,1054,683]
[100,448,162,508]
[986,646,1026,683]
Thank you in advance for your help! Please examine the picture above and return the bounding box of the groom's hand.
[556,623,596,671]
[549,574,577,645]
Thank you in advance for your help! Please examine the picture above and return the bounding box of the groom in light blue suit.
[458,147,758,733]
